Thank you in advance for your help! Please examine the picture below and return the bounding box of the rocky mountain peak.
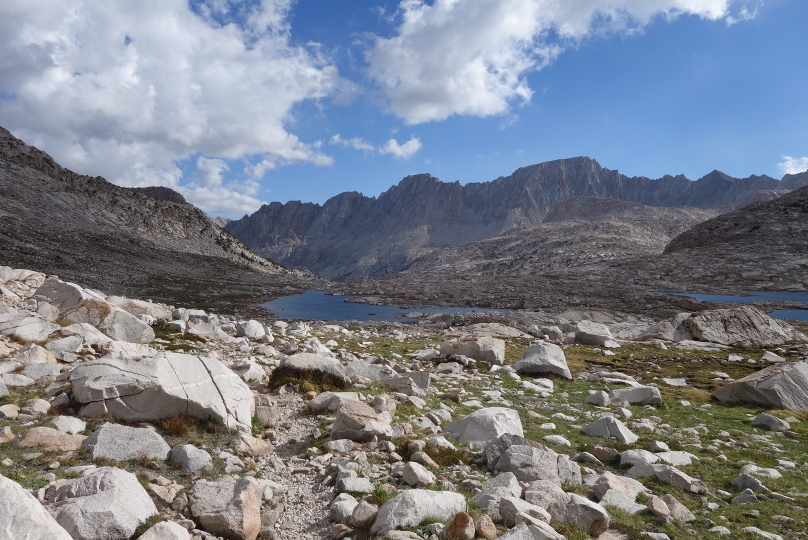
[226,158,808,281]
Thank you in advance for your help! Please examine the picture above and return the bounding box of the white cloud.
[195,156,229,188]
[777,155,808,176]
[330,134,376,152]
[0,0,339,216]
[380,136,422,159]
[367,0,748,124]
[329,133,422,159]
[180,185,267,218]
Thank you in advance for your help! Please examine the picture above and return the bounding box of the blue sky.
[1,0,806,217]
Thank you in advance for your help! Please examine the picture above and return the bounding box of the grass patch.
[161,415,192,437]
[134,514,166,538]
[266,365,352,393]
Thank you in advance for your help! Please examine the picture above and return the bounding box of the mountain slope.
[0,126,315,312]
[334,186,808,315]
[227,157,806,281]
[404,197,722,276]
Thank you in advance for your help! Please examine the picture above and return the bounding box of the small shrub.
[161,415,191,437]
[134,515,165,538]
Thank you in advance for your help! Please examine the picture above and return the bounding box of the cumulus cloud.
[330,134,376,152]
[777,155,808,176]
[329,133,422,159]
[367,0,749,124]
[380,137,422,159]
[0,0,339,216]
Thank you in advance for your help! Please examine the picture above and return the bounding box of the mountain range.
[226,157,808,281]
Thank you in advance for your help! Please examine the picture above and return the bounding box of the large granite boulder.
[610,385,663,406]
[83,423,171,462]
[646,306,807,348]
[713,360,808,411]
[0,473,73,540]
[45,467,157,540]
[190,477,262,540]
[582,416,638,444]
[69,352,254,432]
[445,407,524,447]
[473,472,522,522]
[575,320,618,347]
[0,312,60,343]
[330,399,393,442]
[440,337,505,365]
[492,443,581,485]
[35,279,155,343]
[513,343,571,379]
[370,489,466,536]
[64,299,155,344]
[274,353,350,388]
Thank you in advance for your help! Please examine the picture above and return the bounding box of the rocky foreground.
[2,265,808,540]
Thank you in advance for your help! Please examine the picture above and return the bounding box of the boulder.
[19,426,86,451]
[190,477,262,540]
[236,320,265,339]
[330,399,393,442]
[751,412,790,431]
[307,391,362,414]
[168,444,213,474]
[638,312,694,342]
[10,343,57,364]
[440,337,505,365]
[52,416,87,434]
[138,521,191,540]
[402,462,436,486]
[474,514,499,540]
[83,423,171,462]
[33,279,103,314]
[447,511,476,540]
[69,352,254,431]
[499,497,551,527]
[63,298,155,343]
[0,378,8,398]
[0,312,60,342]
[660,494,696,522]
[370,489,466,536]
[276,353,350,387]
[581,416,638,444]
[610,385,662,406]
[575,320,617,347]
[498,523,543,540]
[523,480,570,511]
[105,296,171,321]
[493,443,581,485]
[46,467,157,540]
[473,472,523,522]
[513,343,571,379]
[685,306,808,348]
[383,372,431,396]
[713,360,808,411]
[0,473,73,540]
[330,493,359,523]
[445,407,524,447]
[552,493,610,536]
[625,464,706,493]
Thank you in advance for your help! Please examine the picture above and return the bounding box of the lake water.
[662,291,808,322]
[262,290,510,322]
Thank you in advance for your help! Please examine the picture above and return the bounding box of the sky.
[1,0,806,218]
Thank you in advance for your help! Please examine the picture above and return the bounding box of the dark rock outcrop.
[127,186,188,204]
[0,126,315,310]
